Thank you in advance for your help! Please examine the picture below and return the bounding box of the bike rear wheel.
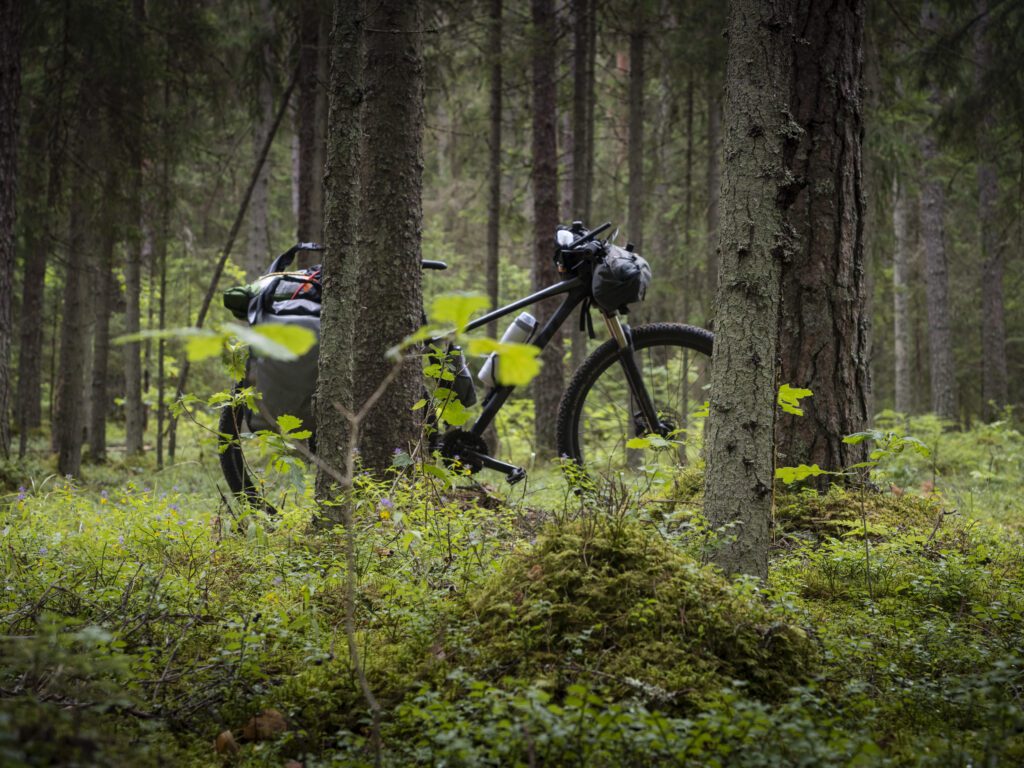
[556,323,713,475]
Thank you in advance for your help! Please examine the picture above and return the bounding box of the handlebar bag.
[591,245,652,313]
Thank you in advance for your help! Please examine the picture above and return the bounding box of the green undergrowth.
[2,418,1024,766]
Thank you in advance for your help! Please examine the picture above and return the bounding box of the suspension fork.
[602,313,662,435]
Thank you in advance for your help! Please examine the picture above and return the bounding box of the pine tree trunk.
[626,5,645,251]
[0,0,22,458]
[56,110,94,477]
[918,1,957,424]
[975,0,1007,421]
[705,87,721,314]
[892,175,913,415]
[88,168,118,462]
[774,0,870,476]
[123,0,146,456]
[704,0,795,580]
[246,0,275,279]
[531,0,562,458]
[297,0,325,245]
[16,109,51,457]
[569,0,593,369]
[486,0,502,338]
[316,0,363,502]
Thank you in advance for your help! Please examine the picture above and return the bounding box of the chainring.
[435,429,491,474]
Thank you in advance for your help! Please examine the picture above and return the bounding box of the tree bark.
[297,0,326,245]
[626,3,645,251]
[123,0,146,456]
[569,0,593,368]
[974,0,1007,421]
[705,86,721,311]
[56,108,94,477]
[0,0,22,458]
[347,0,424,474]
[774,0,870,475]
[917,1,957,424]
[88,167,118,462]
[246,0,276,278]
[892,175,913,415]
[531,0,562,457]
[316,0,364,500]
[486,0,502,338]
[704,0,795,580]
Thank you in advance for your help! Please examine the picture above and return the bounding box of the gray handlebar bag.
[591,245,652,313]
[246,314,321,432]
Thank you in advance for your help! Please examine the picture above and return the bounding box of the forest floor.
[2,413,1024,766]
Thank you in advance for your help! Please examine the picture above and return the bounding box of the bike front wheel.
[556,323,713,475]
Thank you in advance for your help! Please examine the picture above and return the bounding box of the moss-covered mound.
[775,485,944,542]
[465,520,815,714]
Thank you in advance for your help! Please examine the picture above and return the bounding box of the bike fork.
[602,313,661,435]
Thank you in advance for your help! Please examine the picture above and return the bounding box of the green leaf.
[185,333,224,361]
[276,414,303,434]
[843,431,880,445]
[430,292,490,332]
[411,398,427,411]
[778,384,813,416]
[466,338,541,386]
[234,323,317,360]
[626,437,651,449]
[692,401,710,419]
[775,463,832,484]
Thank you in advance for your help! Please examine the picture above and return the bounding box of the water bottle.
[478,312,537,388]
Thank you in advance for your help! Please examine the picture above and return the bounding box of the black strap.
[578,298,596,340]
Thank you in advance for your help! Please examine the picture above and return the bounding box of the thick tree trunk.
[775,0,870,475]
[531,0,562,457]
[892,175,913,415]
[246,0,275,278]
[486,0,502,338]
[626,5,645,251]
[0,0,22,458]
[704,0,795,580]
[350,0,424,473]
[975,0,1007,421]
[316,0,364,500]
[123,0,146,456]
[297,0,326,245]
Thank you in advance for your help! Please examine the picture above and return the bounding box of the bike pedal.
[506,467,526,485]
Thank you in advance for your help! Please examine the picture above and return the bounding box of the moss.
[463,519,815,714]
[775,485,944,543]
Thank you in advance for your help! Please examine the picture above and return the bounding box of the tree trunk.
[88,168,118,462]
[704,0,795,580]
[917,1,957,424]
[0,0,22,458]
[626,4,645,251]
[892,175,913,415]
[56,109,94,477]
[975,0,1007,421]
[775,0,870,475]
[486,0,502,338]
[569,0,593,368]
[246,0,275,278]
[705,86,721,314]
[531,0,562,458]
[316,0,364,501]
[123,0,146,456]
[297,0,326,245]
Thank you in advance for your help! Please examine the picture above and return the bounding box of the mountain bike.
[218,222,713,508]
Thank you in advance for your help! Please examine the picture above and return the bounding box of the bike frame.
[445,271,663,478]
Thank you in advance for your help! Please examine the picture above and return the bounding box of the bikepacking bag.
[591,244,652,313]
[223,257,322,432]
